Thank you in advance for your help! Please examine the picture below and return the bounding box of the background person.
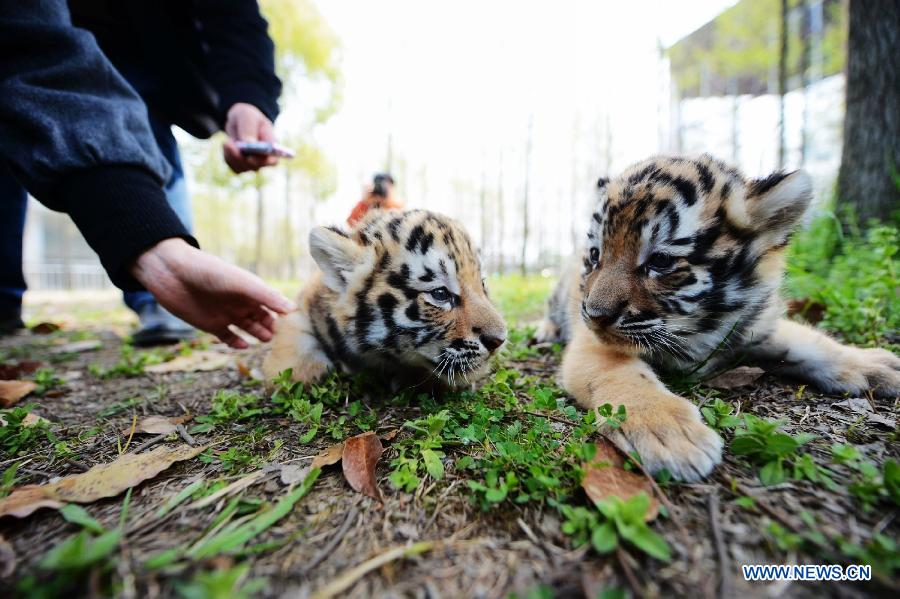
[0,0,293,348]
[0,0,283,345]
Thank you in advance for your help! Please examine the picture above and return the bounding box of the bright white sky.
[298,0,737,230]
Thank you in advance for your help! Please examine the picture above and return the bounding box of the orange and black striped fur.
[264,209,507,389]
[539,154,900,481]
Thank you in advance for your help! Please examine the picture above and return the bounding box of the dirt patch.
[0,322,897,598]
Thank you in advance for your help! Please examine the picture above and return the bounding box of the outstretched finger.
[219,329,249,350]
[241,318,273,343]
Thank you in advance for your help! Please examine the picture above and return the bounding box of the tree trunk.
[799,0,811,166]
[777,0,788,169]
[838,0,900,224]
[520,116,533,276]
[284,167,295,279]
[253,176,265,275]
[496,149,505,274]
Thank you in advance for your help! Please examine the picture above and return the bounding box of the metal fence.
[23,262,112,291]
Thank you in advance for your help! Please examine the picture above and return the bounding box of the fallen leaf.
[125,414,193,435]
[0,534,15,577]
[311,442,345,469]
[51,340,103,354]
[341,431,384,503]
[144,350,232,374]
[582,438,659,522]
[0,361,42,379]
[381,428,401,442]
[0,412,50,427]
[0,444,205,519]
[0,380,38,407]
[236,361,252,378]
[30,322,61,334]
[279,464,310,486]
[704,366,765,390]
[833,398,896,429]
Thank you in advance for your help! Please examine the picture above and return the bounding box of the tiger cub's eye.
[429,287,451,303]
[589,247,600,266]
[647,252,675,272]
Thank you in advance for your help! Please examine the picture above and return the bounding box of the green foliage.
[700,398,742,431]
[195,390,264,429]
[831,444,900,510]
[32,368,64,396]
[786,212,898,345]
[561,493,671,562]
[489,274,557,326]
[174,563,266,599]
[730,414,819,486]
[0,461,21,498]
[89,345,169,379]
[0,405,56,455]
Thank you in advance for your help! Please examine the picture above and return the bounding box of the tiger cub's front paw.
[605,394,722,482]
[824,346,900,398]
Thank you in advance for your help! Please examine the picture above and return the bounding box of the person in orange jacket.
[347,173,405,226]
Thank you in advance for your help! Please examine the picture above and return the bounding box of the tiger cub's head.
[580,154,812,363]
[309,209,506,386]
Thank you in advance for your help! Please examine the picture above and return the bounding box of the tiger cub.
[264,209,507,389]
[538,154,900,481]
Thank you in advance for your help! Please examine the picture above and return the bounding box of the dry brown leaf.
[786,298,826,325]
[144,350,232,374]
[125,414,193,435]
[311,442,345,469]
[0,361,42,379]
[582,438,659,522]
[30,322,61,334]
[380,428,401,442]
[341,431,384,503]
[704,366,765,390]
[0,380,38,407]
[0,444,205,519]
[0,534,15,577]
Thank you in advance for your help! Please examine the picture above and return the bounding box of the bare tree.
[838,0,900,223]
[520,115,534,276]
[777,0,788,169]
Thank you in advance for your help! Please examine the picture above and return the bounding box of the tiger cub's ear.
[309,226,364,292]
[745,169,813,248]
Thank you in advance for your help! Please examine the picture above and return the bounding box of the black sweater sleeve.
[0,0,197,290]
[194,0,283,124]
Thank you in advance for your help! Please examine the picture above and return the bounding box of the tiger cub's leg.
[561,325,722,481]
[262,310,332,384]
[751,319,900,397]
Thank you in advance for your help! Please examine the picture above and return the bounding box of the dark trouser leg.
[0,161,28,328]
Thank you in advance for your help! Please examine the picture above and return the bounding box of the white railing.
[23,262,112,291]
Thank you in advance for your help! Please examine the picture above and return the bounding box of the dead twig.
[310,540,436,599]
[302,507,359,574]
[615,547,643,598]
[175,424,196,446]
[708,492,731,599]
[522,410,578,427]
[130,433,168,454]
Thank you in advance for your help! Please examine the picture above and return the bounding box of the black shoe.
[131,302,195,347]
[0,307,24,336]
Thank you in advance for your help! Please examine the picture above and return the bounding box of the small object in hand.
[235,141,294,158]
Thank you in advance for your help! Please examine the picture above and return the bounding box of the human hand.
[131,238,295,348]
[222,102,279,173]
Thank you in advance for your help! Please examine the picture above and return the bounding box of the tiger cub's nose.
[479,334,505,353]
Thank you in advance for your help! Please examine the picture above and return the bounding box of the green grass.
[488,273,556,326]
[785,210,898,345]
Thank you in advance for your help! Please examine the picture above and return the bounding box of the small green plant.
[32,368,65,396]
[0,405,56,455]
[195,390,264,431]
[89,345,170,379]
[700,398,742,431]
[0,461,22,498]
[730,414,817,485]
[560,493,671,561]
[831,444,900,509]
[174,563,266,599]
